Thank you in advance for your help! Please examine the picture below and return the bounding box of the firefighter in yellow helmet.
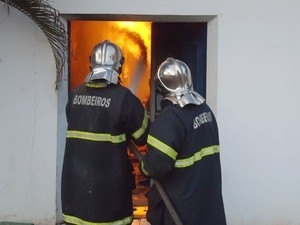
[61,40,150,225]
[140,58,226,225]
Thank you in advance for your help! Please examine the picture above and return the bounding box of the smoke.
[130,59,145,95]
[120,28,147,64]
[120,28,148,94]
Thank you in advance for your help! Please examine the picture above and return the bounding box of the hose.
[128,141,184,225]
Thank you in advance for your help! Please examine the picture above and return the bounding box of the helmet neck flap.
[165,90,205,108]
[85,66,120,84]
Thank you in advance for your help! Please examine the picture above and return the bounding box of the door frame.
[56,14,218,223]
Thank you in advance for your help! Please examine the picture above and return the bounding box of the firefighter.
[61,40,150,225]
[140,58,227,225]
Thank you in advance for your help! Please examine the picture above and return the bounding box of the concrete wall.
[1,0,300,224]
[0,5,58,225]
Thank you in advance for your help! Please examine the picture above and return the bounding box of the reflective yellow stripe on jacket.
[63,213,133,225]
[147,134,220,168]
[67,130,126,143]
[174,145,220,168]
[147,135,178,160]
[67,110,148,143]
[132,110,149,139]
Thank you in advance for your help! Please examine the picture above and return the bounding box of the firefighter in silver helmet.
[61,40,150,225]
[85,40,124,84]
[140,58,227,225]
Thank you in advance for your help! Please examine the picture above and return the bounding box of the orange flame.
[70,21,151,105]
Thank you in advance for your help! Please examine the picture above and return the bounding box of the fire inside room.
[69,21,152,218]
[69,20,207,218]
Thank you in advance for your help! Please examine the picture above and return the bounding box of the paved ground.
[132,219,151,225]
[57,221,150,225]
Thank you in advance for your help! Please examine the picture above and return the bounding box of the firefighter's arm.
[139,109,185,179]
[131,109,151,146]
[65,99,72,124]
[139,142,175,180]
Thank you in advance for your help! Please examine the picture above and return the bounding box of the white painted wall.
[0,5,58,225]
[1,0,300,224]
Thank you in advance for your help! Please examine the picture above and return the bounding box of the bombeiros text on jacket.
[193,111,212,129]
[73,94,111,107]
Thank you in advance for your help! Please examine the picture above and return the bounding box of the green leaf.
[1,0,68,90]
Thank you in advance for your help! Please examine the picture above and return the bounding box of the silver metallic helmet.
[155,57,205,107]
[85,40,125,84]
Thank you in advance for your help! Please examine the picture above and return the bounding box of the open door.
[151,22,207,117]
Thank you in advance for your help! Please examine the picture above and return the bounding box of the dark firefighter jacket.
[140,100,226,225]
[61,82,150,225]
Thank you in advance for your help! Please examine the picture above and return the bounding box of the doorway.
[69,21,207,118]
[151,22,207,117]
[64,19,208,220]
